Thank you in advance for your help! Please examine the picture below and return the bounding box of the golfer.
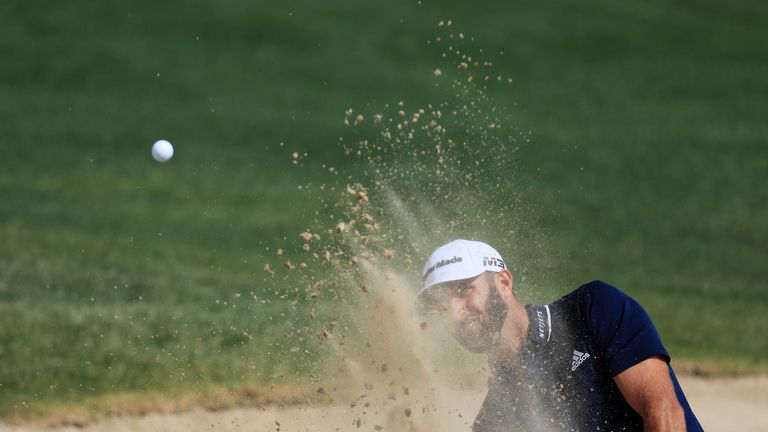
[417,239,703,431]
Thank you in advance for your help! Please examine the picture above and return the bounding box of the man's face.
[430,272,508,353]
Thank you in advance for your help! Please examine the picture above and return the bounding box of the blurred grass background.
[1,0,766,417]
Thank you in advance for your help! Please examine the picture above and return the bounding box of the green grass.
[1,0,767,417]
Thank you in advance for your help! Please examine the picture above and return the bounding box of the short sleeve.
[581,281,670,377]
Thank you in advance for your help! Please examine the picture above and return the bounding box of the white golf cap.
[417,239,507,300]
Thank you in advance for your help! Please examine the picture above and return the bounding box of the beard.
[450,279,508,353]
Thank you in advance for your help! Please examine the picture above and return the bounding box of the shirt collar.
[525,304,552,345]
[490,304,553,377]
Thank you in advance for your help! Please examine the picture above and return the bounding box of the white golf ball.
[151,140,174,162]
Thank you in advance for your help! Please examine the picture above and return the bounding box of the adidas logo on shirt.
[571,349,590,371]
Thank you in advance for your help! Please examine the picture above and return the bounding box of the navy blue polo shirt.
[473,281,702,431]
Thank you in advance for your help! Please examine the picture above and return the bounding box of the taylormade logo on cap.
[422,256,463,281]
[418,239,506,298]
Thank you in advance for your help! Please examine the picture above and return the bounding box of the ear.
[495,269,515,304]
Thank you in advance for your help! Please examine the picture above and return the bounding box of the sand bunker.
[1,375,766,432]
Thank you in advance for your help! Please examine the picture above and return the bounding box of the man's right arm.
[613,356,686,431]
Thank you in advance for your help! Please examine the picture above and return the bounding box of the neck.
[488,300,529,367]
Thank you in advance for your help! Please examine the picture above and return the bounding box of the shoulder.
[566,280,636,312]
[566,281,670,373]
[550,280,655,340]
[575,279,628,299]
[554,280,632,315]
[555,280,651,341]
